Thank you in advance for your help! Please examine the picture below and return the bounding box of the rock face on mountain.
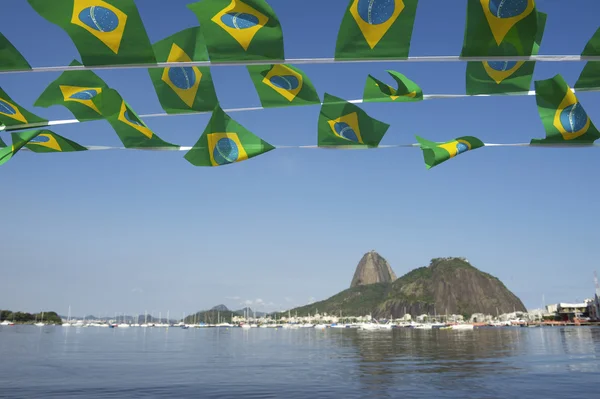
[288,257,526,318]
[376,257,526,318]
[350,251,397,288]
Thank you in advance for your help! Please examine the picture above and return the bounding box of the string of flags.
[0,0,599,169]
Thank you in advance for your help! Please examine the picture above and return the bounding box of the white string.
[16,143,600,152]
[9,88,600,132]
[0,55,597,74]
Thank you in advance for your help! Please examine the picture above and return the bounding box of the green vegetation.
[282,257,526,319]
[275,283,392,318]
[0,309,62,324]
[184,309,237,324]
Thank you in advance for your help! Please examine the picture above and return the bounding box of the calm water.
[1,325,599,398]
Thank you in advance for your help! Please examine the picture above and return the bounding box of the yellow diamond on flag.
[211,0,269,51]
[71,0,128,54]
[161,43,203,108]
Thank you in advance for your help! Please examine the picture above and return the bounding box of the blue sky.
[1,0,600,318]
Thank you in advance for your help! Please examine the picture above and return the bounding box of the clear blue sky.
[1,0,600,318]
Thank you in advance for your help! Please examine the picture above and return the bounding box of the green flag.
[318,93,389,148]
[416,135,484,169]
[247,64,320,108]
[0,32,31,71]
[148,27,219,114]
[363,70,423,102]
[466,11,546,95]
[0,136,6,147]
[184,105,275,167]
[0,130,41,166]
[14,130,87,153]
[334,0,419,60]
[92,88,178,148]
[34,60,108,121]
[187,0,284,61]
[575,27,600,90]
[27,0,156,66]
[0,87,47,129]
[461,0,538,57]
[531,74,600,145]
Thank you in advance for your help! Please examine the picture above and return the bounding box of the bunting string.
[0,55,598,75]
[17,143,600,152]
[5,88,600,133]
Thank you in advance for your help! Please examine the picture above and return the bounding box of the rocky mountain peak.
[350,251,397,288]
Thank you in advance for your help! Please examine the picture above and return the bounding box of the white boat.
[35,311,45,327]
[330,323,348,329]
[0,320,14,326]
[241,324,251,329]
[413,323,433,330]
[314,324,327,329]
[451,324,474,330]
[63,306,72,326]
[299,323,314,328]
[359,323,381,330]
[118,323,130,328]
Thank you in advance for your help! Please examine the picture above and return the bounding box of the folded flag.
[27,0,156,66]
[247,64,320,108]
[148,27,219,114]
[0,32,31,71]
[531,74,600,145]
[466,11,546,94]
[14,130,87,153]
[335,0,419,60]
[0,129,43,166]
[363,70,422,102]
[416,136,484,169]
[575,27,600,91]
[461,0,539,57]
[35,60,108,121]
[187,0,284,62]
[185,105,275,166]
[0,87,47,129]
[92,89,178,149]
[318,93,389,148]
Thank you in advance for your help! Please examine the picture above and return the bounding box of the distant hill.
[283,257,525,319]
[183,305,267,324]
[350,251,397,288]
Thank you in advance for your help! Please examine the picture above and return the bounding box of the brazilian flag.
[531,74,600,145]
[187,0,284,61]
[247,64,320,108]
[318,93,389,148]
[0,130,42,166]
[13,130,87,153]
[92,88,179,149]
[185,105,275,167]
[0,32,31,71]
[363,70,423,102]
[461,0,539,57]
[28,0,156,66]
[35,60,108,122]
[148,27,219,114]
[575,27,600,91]
[416,136,484,169]
[0,87,47,129]
[466,11,546,95]
[335,0,419,59]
